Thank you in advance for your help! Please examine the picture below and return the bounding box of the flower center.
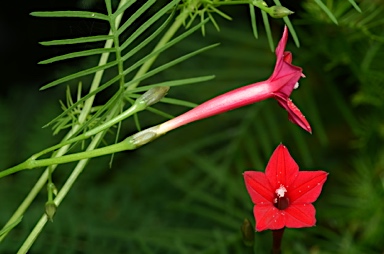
[273,185,290,210]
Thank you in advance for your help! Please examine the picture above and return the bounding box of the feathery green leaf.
[116,0,157,36]
[128,75,215,93]
[30,11,109,21]
[261,10,274,51]
[40,60,118,90]
[313,0,339,24]
[249,4,258,39]
[112,0,137,19]
[124,44,219,88]
[348,0,361,13]
[40,35,114,46]
[39,48,116,64]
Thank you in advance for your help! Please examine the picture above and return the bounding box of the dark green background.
[0,0,383,253]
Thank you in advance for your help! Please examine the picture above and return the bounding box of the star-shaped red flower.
[243,144,328,231]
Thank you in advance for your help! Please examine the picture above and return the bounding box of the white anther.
[275,185,287,198]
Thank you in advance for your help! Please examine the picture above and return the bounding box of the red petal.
[265,144,299,189]
[269,50,302,94]
[284,203,316,228]
[287,99,312,133]
[270,26,302,90]
[244,171,274,204]
[275,26,288,60]
[289,171,328,203]
[254,204,285,231]
[283,52,292,64]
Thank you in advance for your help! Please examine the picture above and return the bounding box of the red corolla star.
[243,144,328,231]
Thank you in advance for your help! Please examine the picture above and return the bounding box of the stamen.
[274,185,290,210]
[275,185,287,197]
[294,82,299,89]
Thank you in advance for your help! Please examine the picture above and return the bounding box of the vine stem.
[14,1,198,253]
[1,138,133,178]
[17,130,107,254]
[0,130,77,242]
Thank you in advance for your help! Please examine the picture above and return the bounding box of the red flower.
[157,26,311,135]
[269,27,311,133]
[243,144,328,231]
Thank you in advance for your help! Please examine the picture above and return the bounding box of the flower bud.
[268,6,294,18]
[45,201,57,222]
[128,126,162,147]
[136,86,170,107]
[240,218,255,247]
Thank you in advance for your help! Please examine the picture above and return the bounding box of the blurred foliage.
[1,0,384,253]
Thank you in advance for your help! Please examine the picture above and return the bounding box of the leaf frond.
[39,48,116,64]
[116,0,157,36]
[127,75,215,93]
[40,60,118,90]
[40,35,114,46]
[30,11,109,21]
[312,0,339,24]
[123,43,219,88]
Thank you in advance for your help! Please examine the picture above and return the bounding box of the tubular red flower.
[243,144,328,231]
[158,26,311,135]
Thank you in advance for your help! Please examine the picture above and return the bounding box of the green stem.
[204,0,252,5]
[47,168,54,202]
[35,140,134,168]
[108,4,125,88]
[0,135,135,177]
[252,0,271,12]
[32,102,144,160]
[18,132,105,254]
[0,131,73,242]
